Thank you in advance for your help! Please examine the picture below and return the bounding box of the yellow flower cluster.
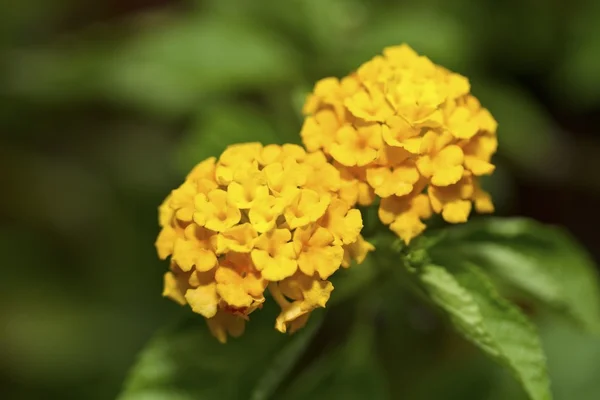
[155,143,373,342]
[301,44,497,243]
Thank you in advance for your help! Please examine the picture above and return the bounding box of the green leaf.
[7,14,299,116]
[487,316,600,400]
[347,6,473,72]
[249,314,322,400]
[539,317,600,400]
[280,310,390,400]
[328,252,379,306]
[107,15,298,115]
[431,217,600,333]
[118,304,321,400]
[551,2,600,110]
[418,263,551,400]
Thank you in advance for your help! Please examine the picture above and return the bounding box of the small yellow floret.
[155,143,373,342]
[301,43,498,243]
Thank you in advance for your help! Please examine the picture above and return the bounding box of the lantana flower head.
[301,44,498,243]
[156,143,373,342]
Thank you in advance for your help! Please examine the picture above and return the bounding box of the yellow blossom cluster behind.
[301,44,497,243]
[155,143,373,342]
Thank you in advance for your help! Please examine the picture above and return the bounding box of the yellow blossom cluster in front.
[155,143,373,342]
[301,44,497,243]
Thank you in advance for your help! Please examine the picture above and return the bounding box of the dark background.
[1,0,600,399]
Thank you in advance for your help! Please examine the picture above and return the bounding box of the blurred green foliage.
[2,0,600,399]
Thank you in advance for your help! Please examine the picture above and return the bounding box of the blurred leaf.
[0,0,72,49]
[328,252,378,306]
[406,351,496,400]
[7,14,299,116]
[431,217,600,333]
[475,0,557,73]
[174,103,283,174]
[328,230,400,306]
[108,15,299,115]
[472,79,567,180]
[291,84,311,118]
[488,316,600,400]
[539,317,600,400]
[118,304,321,400]
[552,1,600,110]
[249,313,322,400]
[5,43,115,103]
[346,6,472,72]
[205,0,365,55]
[280,310,389,400]
[418,264,551,400]
[289,0,366,58]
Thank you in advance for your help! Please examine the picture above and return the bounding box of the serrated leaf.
[431,217,600,333]
[118,303,321,400]
[418,264,551,400]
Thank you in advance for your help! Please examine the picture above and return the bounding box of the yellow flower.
[417,144,465,187]
[284,189,331,229]
[345,86,394,122]
[158,194,174,227]
[251,229,298,281]
[379,194,432,244]
[366,162,420,198]
[428,175,475,224]
[445,102,480,140]
[172,224,217,272]
[473,182,495,214]
[157,143,373,341]
[303,155,341,196]
[206,310,246,344]
[169,181,199,222]
[171,163,219,222]
[215,253,266,311]
[270,274,334,334]
[294,225,344,279]
[248,195,286,233]
[319,198,363,245]
[184,269,219,318]
[303,76,359,120]
[263,161,304,199]
[301,43,498,243]
[381,116,423,154]
[342,234,375,267]
[214,143,262,185]
[226,171,269,210]
[162,269,188,306]
[300,109,341,152]
[155,225,180,260]
[337,164,376,207]
[186,157,217,181]
[461,132,498,176]
[213,223,258,254]
[193,189,241,232]
[329,123,383,167]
